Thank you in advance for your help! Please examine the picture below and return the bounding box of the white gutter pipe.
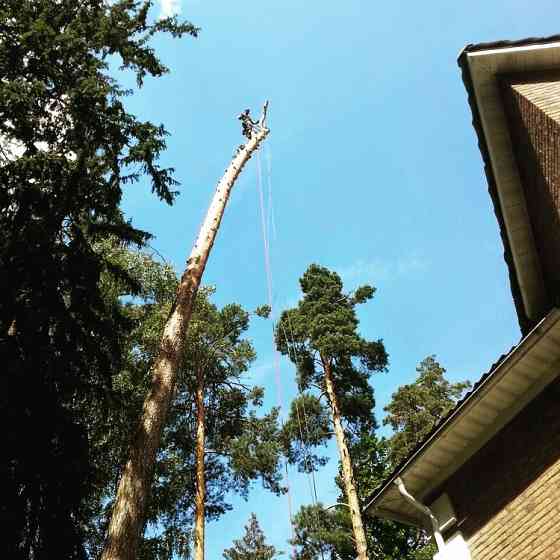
[393,478,446,553]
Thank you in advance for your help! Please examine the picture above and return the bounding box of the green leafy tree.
[281,393,332,475]
[384,355,471,467]
[291,503,353,560]
[77,241,185,559]
[0,1,196,558]
[349,435,435,560]
[290,434,435,560]
[276,264,388,560]
[82,243,284,560]
[181,291,284,560]
[224,514,279,560]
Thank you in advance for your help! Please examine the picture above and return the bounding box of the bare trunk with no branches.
[101,104,270,560]
[194,369,206,560]
[322,355,369,560]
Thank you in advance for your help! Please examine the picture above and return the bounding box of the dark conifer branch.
[1,2,196,557]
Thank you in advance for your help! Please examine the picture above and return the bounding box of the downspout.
[393,478,446,553]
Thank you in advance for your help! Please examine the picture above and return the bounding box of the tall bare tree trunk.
[101,105,270,560]
[322,355,369,560]
[194,369,205,560]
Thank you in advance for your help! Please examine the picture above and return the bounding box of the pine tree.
[81,242,284,559]
[290,434,435,560]
[223,514,279,560]
[384,355,470,467]
[276,264,388,560]
[290,356,469,560]
[75,242,193,559]
[0,2,196,558]
[101,105,270,560]
[181,293,284,560]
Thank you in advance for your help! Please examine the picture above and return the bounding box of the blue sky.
[119,0,560,556]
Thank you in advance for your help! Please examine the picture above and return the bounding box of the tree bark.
[194,369,205,560]
[321,355,369,560]
[100,108,269,560]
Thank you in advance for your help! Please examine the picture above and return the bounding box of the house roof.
[364,307,560,528]
[364,37,560,526]
[458,36,560,333]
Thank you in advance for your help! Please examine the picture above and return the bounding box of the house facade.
[364,37,560,560]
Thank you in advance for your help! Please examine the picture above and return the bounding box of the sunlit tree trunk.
[194,368,206,560]
[322,355,369,560]
[100,106,269,560]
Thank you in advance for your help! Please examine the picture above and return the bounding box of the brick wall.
[501,71,560,308]
[434,376,560,560]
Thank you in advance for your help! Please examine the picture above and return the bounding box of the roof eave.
[364,308,560,525]
[457,38,560,332]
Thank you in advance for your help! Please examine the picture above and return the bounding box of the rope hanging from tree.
[255,141,327,560]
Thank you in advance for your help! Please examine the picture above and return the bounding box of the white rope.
[257,143,325,560]
[256,146,297,549]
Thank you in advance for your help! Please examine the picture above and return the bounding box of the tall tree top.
[275,264,388,435]
[293,264,378,358]
[223,513,279,560]
[384,355,471,467]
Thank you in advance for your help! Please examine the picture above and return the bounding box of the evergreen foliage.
[281,393,331,474]
[223,514,279,560]
[276,264,388,559]
[290,434,435,560]
[80,244,284,558]
[78,243,184,558]
[290,356,469,559]
[384,355,471,467]
[278,265,440,560]
[276,264,388,467]
[179,285,285,500]
[0,2,196,557]
[291,503,353,560]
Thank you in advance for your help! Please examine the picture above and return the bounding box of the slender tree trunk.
[321,355,369,560]
[194,369,206,560]
[100,106,270,560]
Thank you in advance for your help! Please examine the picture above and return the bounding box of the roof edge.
[458,34,560,60]
[456,40,549,334]
[363,308,560,517]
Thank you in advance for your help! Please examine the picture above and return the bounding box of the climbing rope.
[256,145,328,560]
[255,148,296,550]
[279,320,319,504]
[280,321,327,560]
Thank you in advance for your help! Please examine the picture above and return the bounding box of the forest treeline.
[0,2,470,559]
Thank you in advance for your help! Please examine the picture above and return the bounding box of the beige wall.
[467,458,560,560]
[502,72,560,308]
[432,376,560,560]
